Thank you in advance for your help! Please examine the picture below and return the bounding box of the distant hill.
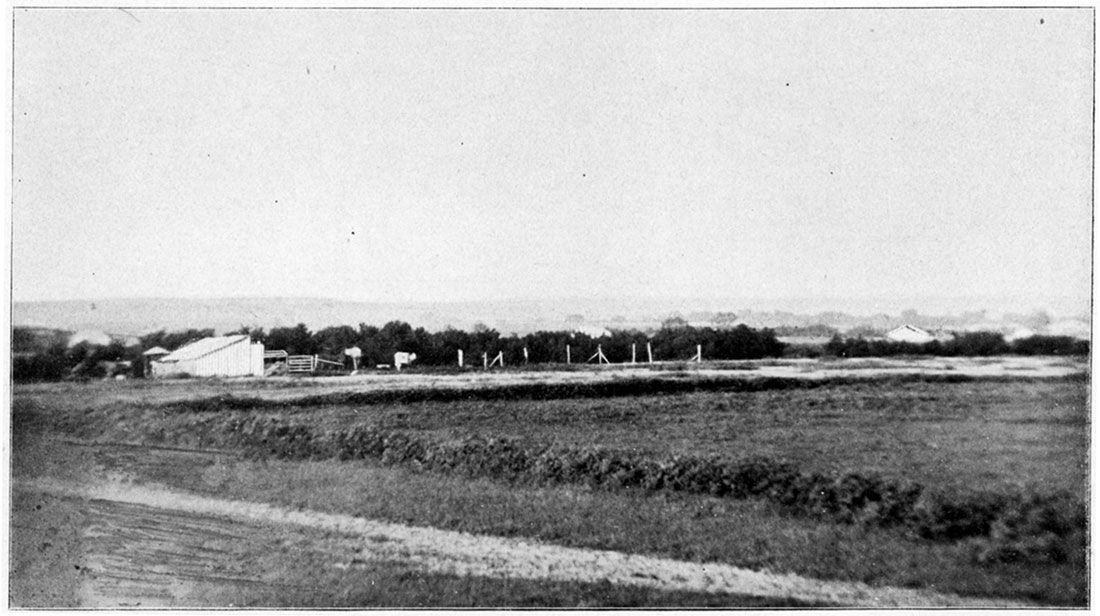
[13,298,491,336]
[13,297,627,336]
[12,295,1089,338]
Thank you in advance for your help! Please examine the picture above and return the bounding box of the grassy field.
[345,378,1086,495]
[11,362,1090,606]
[26,375,1084,495]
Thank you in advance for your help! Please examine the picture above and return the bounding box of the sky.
[11,8,1094,313]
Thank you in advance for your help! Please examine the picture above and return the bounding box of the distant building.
[150,335,263,378]
[67,329,141,348]
[114,333,142,347]
[571,325,612,338]
[1046,320,1090,340]
[885,325,935,344]
[1005,327,1037,342]
[68,329,112,348]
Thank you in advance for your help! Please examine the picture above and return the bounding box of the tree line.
[230,321,786,368]
[823,331,1089,358]
[12,321,1088,382]
[12,321,785,381]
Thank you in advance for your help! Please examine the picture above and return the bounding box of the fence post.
[589,345,609,365]
[632,343,636,364]
[458,349,464,367]
[647,342,653,363]
[566,344,571,364]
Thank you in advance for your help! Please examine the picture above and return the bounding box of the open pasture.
[26,365,1082,496]
[11,358,1090,607]
[285,378,1087,496]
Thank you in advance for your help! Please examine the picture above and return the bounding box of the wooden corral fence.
[468,340,693,370]
[287,355,316,373]
[286,354,344,374]
[315,357,344,371]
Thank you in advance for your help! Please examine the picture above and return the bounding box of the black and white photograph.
[8,5,1093,608]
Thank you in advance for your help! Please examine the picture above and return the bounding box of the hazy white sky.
[12,8,1093,309]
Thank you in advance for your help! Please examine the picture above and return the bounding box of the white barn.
[885,325,935,344]
[150,335,264,378]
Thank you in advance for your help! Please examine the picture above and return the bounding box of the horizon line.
[10,294,1090,320]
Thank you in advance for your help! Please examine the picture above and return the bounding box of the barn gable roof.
[887,325,932,337]
[158,335,250,363]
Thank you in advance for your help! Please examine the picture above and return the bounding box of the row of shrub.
[218,415,1084,565]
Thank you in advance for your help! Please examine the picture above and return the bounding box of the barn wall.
[250,342,264,376]
[202,338,249,377]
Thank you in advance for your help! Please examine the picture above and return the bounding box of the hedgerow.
[216,415,1084,564]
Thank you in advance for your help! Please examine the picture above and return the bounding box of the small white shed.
[151,335,264,378]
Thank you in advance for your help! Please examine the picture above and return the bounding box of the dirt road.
[13,475,1033,608]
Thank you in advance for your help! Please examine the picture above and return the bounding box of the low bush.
[910,491,1009,541]
[12,352,70,382]
[971,493,1088,564]
[1011,336,1090,356]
